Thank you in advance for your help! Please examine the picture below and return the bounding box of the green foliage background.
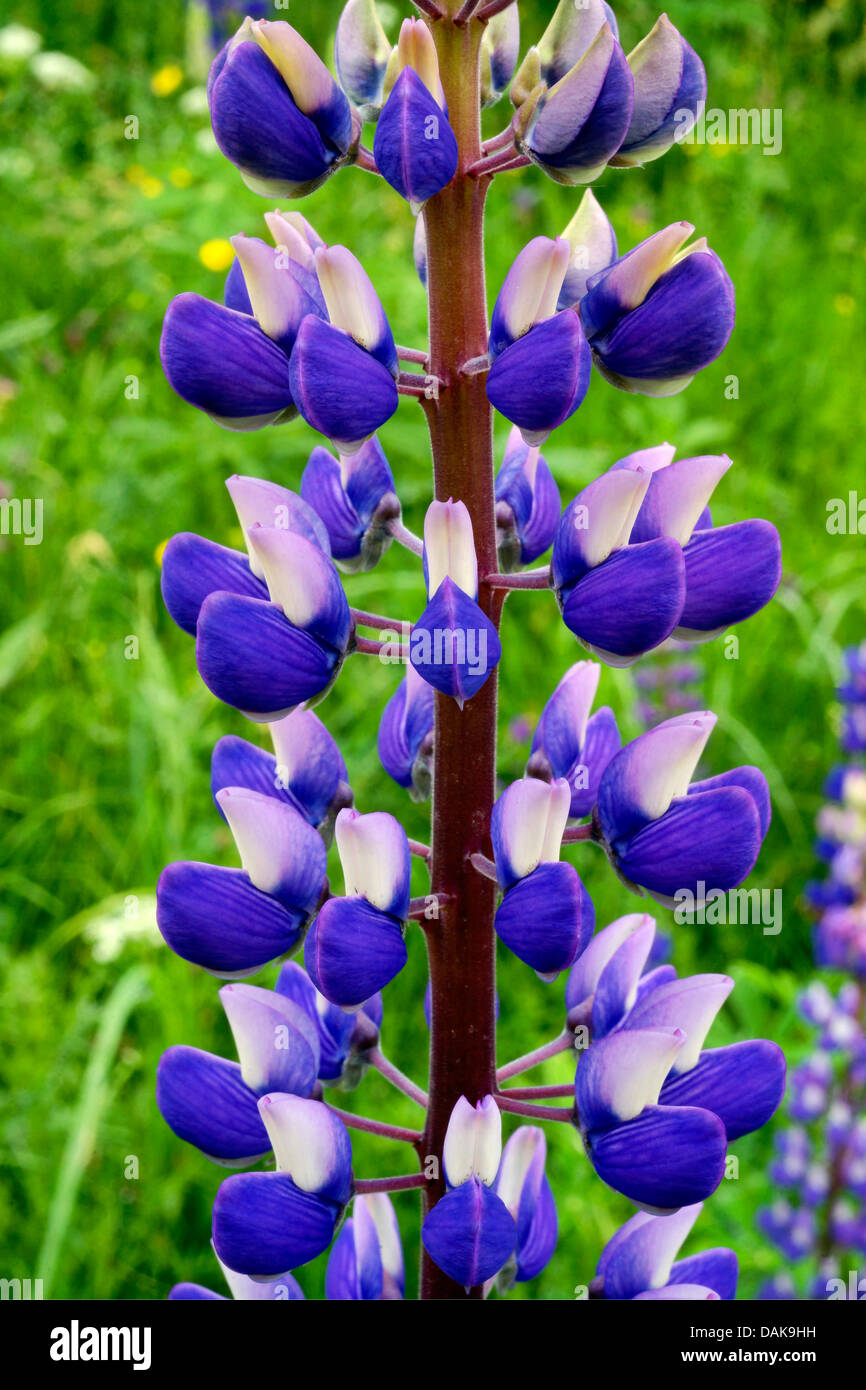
[0,0,865,1300]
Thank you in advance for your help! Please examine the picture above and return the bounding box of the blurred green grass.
[1,0,865,1300]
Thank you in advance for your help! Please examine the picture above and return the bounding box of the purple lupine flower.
[156,981,321,1164]
[157,789,327,976]
[160,230,329,430]
[305,808,410,1006]
[301,436,400,572]
[289,244,399,454]
[492,777,594,978]
[378,660,435,798]
[494,426,561,569]
[486,236,592,445]
[768,1127,810,1189]
[213,1094,353,1276]
[195,524,352,720]
[611,444,782,640]
[326,1192,405,1300]
[566,912,666,1035]
[527,659,621,817]
[275,961,382,1090]
[422,1097,518,1287]
[334,0,391,122]
[517,0,619,93]
[579,222,735,396]
[557,188,618,309]
[212,706,352,842]
[373,21,458,210]
[161,473,329,637]
[410,500,502,705]
[592,1203,737,1300]
[491,1127,558,1290]
[208,18,357,198]
[788,1054,833,1122]
[551,466,686,664]
[610,15,706,169]
[480,4,520,108]
[516,17,634,185]
[594,711,771,903]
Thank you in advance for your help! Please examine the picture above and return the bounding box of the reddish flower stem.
[354,1173,430,1194]
[369,1047,429,1108]
[419,11,500,1302]
[497,1032,574,1082]
[326,1105,422,1145]
[495,1094,576,1123]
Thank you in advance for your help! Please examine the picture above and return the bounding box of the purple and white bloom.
[487,236,592,445]
[609,443,781,640]
[334,0,391,122]
[410,500,502,706]
[521,0,620,91]
[480,3,521,108]
[157,791,326,976]
[579,222,735,396]
[378,661,435,798]
[422,1097,518,1288]
[160,227,330,431]
[517,20,634,186]
[289,244,399,454]
[494,426,561,570]
[208,18,357,198]
[156,981,321,1164]
[592,1203,737,1300]
[196,525,351,721]
[326,1192,405,1300]
[595,711,771,904]
[169,1242,304,1301]
[305,808,411,1007]
[213,1094,353,1276]
[301,436,400,572]
[492,777,594,978]
[491,1127,558,1290]
[575,1023,727,1210]
[557,188,618,309]
[161,472,329,636]
[275,961,383,1090]
[611,15,706,169]
[528,660,621,817]
[373,21,458,211]
[211,706,352,841]
[552,466,686,665]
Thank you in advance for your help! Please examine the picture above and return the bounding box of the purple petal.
[161,533,267,636]
[558,188,618,308]
[156,1046,268,1164]
[590,915,656,1037]
[410,578,502,705]
[373,68,458,207]
[168,1283,226,1300]
[526,27,634,183]
[422,1178,517,1288]
[491,776,571,888]
[553,468,650,586]
[225,474,331,562]
[615,785,763,900]
[566,911,656,1016]
[623,974,734,1074]
[305,897,407,1007]
[157,861,305,975]
[196,591,340,721]
[615,17,706,165]
[676,520,782,637]
[668,1248,738,1300]
[224,256,253,316]
[213,1171,340,1276]
[489,238,571,362]
[561,537,685,662]
[336,807,411,918]
[160,293,294,427]
[660,1040,786,1141]
[258,1092,352,1203]
[377,665,435,793]
[289,316,399,453]
[495,861,593,978]
[627,453,731,547]
[589,1103,727,1209]
[230,234,326,355]
[487,311,591,444]
[301,439,396,564]
[270,708,351,829]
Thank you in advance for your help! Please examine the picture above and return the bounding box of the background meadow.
[1,0,865,1299]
